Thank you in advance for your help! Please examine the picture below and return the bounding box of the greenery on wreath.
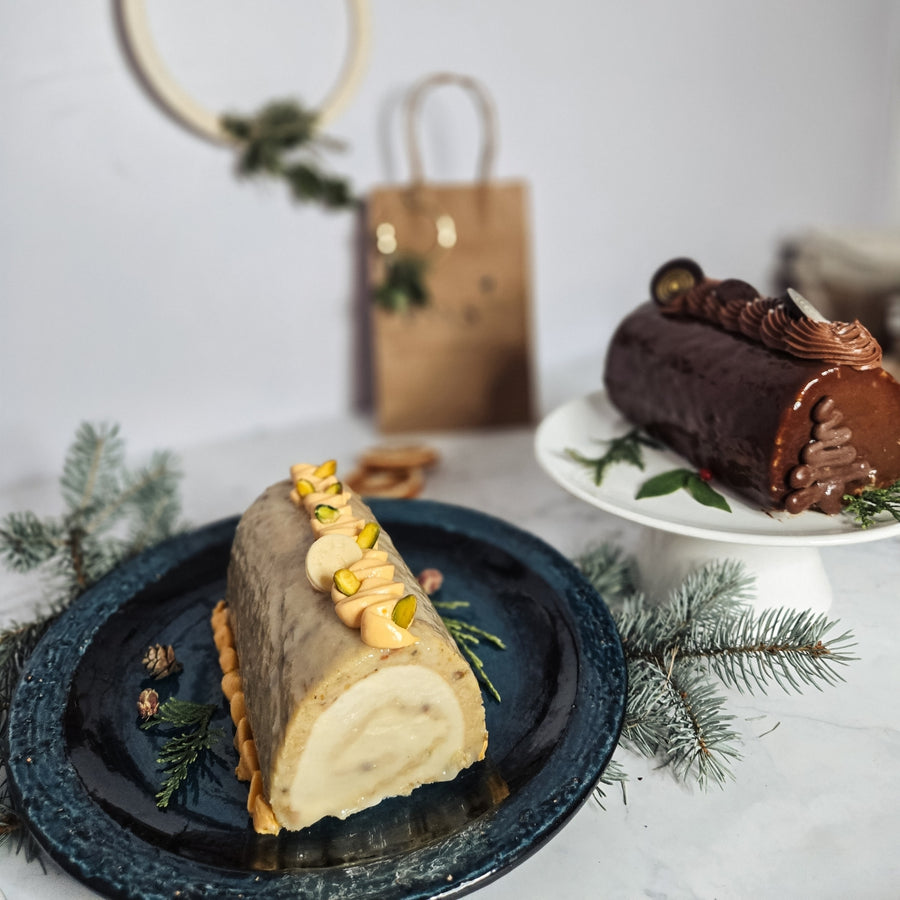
[221,100,355,209]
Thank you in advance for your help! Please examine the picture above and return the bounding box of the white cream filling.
[279,665,465,828]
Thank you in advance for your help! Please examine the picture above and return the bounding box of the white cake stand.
[535,391,900,613]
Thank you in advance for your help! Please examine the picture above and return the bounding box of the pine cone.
[142,643,183,680]
[137,688,159,719]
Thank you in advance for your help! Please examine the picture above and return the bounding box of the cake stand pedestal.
[535,391,900,614]
[631,531,833,613]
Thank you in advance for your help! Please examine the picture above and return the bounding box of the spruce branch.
[0,513,63,573]
[577,545,856,793]
[0,423,184,855]
[696,607,856,695]
[0,423,183,602]
[592,755,629,808]
[574,544,637,600]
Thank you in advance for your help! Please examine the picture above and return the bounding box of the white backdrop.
[3,1,900,490]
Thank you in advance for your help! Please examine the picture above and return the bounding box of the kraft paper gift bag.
[366,73,535,433]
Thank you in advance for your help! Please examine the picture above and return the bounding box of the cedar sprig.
[842,479,900,528]
[436,601,506,703]
[566,428,661,486]
[577,549,856,791]
[140,698,222,809]
[221,100,354,209]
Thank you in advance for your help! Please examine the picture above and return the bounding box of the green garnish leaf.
[636,468,692,499]
[436,600,506,703]
[685,475,732,512]
[637,468,732,512]
[566,428,661,486]
[141,697,222,809]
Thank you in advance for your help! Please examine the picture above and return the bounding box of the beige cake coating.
[218,478,488,832]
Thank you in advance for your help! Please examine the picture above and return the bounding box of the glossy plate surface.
[8,499,625,900]
[536,391,900,546]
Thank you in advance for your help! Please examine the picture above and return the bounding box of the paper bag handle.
[405,72,498,186]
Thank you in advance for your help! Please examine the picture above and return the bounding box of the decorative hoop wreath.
[116,0,371,144]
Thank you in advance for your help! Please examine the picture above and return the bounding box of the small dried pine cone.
[142,643,183,680]
[137,688,159,720]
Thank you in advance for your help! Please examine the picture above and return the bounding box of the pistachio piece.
[391,594,417,629]
[296,478,315,497]
[357,522,381,549]
[324,481,343,495]
[333,567,361,596]
[314,504,340,524]
[314,459,337,478]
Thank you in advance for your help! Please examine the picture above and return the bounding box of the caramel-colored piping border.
[210,599,281,835]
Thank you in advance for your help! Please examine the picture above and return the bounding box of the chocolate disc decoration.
[650,257,705,305]
[714,278,758,305]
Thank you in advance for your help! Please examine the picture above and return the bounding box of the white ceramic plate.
[535,391,900,547]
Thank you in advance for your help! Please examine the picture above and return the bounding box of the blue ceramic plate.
[8,499,625,900]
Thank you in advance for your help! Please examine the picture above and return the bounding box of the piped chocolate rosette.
[604,259,900,514]
[653,258,883,370]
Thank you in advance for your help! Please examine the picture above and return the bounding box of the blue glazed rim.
[8,499,626,900]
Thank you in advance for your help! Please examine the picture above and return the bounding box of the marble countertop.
[1,414,898,899]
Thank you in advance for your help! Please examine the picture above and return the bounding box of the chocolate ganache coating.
[603,261,900,514]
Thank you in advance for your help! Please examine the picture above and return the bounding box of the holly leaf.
[636,469,732,513]
[636,468,692,499]
[685,474,732,512]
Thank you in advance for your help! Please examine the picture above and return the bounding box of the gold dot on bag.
[376,223,398,254]
[375,214,457,256]
[436,214,457,249]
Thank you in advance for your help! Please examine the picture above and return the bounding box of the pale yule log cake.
[212,463,488,834]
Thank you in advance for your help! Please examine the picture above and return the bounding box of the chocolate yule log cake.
[211,460,488,833]
[603,258,900,514]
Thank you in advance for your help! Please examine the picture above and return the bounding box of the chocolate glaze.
[603,302,900,513]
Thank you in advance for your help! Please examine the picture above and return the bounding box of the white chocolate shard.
[305,534,364,592]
